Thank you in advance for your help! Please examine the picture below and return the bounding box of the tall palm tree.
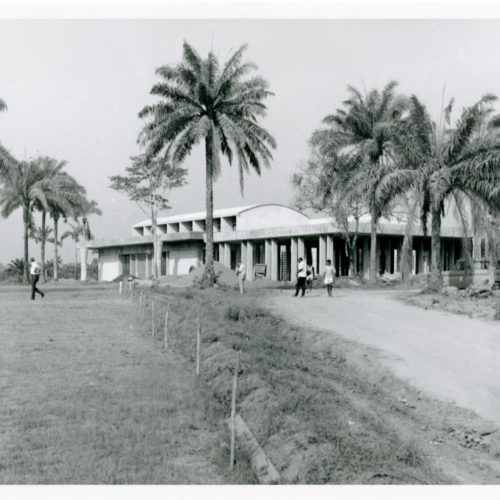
[316,81,407,283]
[73,199,101,281]
[48,175,89,281]
[378,94,500,289]
[139,41,276,285]
[61,221,84,280]
[30,157,70,282]
[0,160,48,281]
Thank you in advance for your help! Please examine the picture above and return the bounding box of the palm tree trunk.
[429,207,442,291]
[23,202,30,283]
[487,235,497,288]
[151,203,158,280]
[53,215,59,281]
[203,134,215,286]
[80,244,88,281]
[369,209,378,284]
[41,210,46,283]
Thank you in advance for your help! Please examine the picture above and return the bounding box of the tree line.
[292,81,500,289]
[0,105,101,282]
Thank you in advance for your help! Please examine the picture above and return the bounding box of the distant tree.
[109,154,186,279]
[0,98,6,112]
[139,42,276,285]
[6,258,24,283]
[61,221,84,280]
[71,199,102,281]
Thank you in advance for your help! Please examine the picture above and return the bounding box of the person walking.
[236,261,246,294]
[294,257,307,297]
[323,259,335,297]
[29,257,45,300]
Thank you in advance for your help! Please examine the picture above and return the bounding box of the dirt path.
[0,285,227,483]
[269,289,500,426]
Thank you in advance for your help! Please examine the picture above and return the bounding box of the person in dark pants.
[294,257,307,297]
[30,257,45,300]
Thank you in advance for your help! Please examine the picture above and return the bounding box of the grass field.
[0,283,243,484]
[1,281,500,484]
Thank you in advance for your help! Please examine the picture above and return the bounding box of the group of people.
[235,256,335,297]
[294,257,335,297]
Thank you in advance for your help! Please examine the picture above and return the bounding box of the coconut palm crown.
[139,41,276,285]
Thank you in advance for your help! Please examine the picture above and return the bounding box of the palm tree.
[61,222,84,280]
[315,81,407,283]
[30,157,70,282]
[139,41,276,285]
[0,160,48,281]
[6,258,24,283]
[378,94,500,289]
[47,173,89,281]
[74,199,101,281]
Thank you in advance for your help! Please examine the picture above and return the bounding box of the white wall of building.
[98,248,121,281]
[237,205,309,231]
[167,242,201,275]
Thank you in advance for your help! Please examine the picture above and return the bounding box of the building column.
[271,239,278,281]
[319,235,327,275]
[218,243,225,264]
[264,239,272,278]
[224,242,231,269]
[298,237,305,260]
[412,249,416,275]
[394,247,398,273]
[450,241,455,270]
[362,237,370,280]
[240,241,247,269]
[246,241,254,281]
[291,237,298,281]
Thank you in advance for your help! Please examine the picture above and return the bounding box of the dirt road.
[269,289,500,425]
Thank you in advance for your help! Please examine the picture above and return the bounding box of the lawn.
[0,283,237,484]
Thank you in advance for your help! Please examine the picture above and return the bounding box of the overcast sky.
[1,18,500,264]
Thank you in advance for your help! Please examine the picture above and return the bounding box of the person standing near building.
[236,261,246,294]
[294,257,307,297]
[323,259,335,297]
[29,257,45,300]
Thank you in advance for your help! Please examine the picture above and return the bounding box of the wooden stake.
[230,350,241,472]
[152,298,155,338]
[130,282,134,302]
[164,304,169,353]
[196,317,201,376]
[119,281,122,295]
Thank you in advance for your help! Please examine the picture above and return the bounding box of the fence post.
[164,303,169,353]
[130,281,134,302]
[152,298,155,338]
[230,350,241,472]
[119,281,122,295]
[196,317,201,376]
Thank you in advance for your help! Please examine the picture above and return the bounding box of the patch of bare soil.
[298,326,500,484]
[399,289,500,321]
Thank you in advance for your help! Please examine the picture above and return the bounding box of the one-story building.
[89,203,470,282]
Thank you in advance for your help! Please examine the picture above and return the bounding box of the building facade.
[89,203,468,282]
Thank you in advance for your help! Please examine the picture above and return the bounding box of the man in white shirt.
[30,257,45,300]
[294,257,307,297]
[236,261,246,294]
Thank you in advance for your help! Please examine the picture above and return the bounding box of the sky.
[1,15,500,264]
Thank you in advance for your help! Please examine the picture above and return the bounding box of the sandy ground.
[268,288,500,426]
